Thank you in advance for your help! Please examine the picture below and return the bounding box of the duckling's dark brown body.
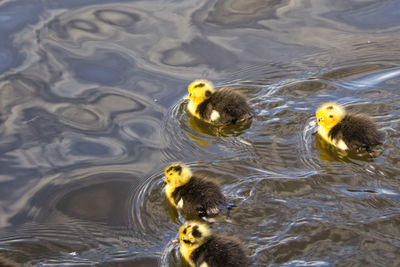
[328,114,383,150]
[196,88,253,125]
[190,234,247,267]
[171,176,226,218]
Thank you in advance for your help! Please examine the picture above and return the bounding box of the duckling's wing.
[195,206,208,219]
[194,204,219,219]
[198,88,253,125]
[202,190,225,216]
[214,88,253,122]
[175,176,225,218]
[191,236,247,267]
[190,244,207,267]
[195,178,224,217]
[196,99,214,121]
[206,206,220,216]
[172,186,185,206]
[333,114,382,150]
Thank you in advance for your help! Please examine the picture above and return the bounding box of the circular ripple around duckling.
[129,170,180,250]
[130,159,305,266]
[159,235,181,267]
[162,93,258,163]
[299,81,397,170]
[0,167,167,265]
[130,161,257,238]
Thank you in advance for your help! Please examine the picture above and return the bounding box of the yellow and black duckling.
[313,102,383,156]
[179,221,247,267]
[187,79,254,126]
[164,163,235,220]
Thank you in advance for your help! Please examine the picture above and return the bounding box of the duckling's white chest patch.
[336,140,348,150]
[210,110,220,121]
[318,126,348,150]
[177,198,184,209]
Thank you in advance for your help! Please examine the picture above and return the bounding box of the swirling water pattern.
[0,0,400,266]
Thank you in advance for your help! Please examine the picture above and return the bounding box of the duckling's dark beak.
[182,239,192,245]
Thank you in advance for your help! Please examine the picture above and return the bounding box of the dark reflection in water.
[162,37,240,71]
[322,1,400,30]
[95,10,140,27]
[0,0,400,266]
[203,0,289,28]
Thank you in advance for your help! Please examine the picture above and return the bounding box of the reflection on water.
[0,0,400,266]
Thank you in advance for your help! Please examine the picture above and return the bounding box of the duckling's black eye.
[329,115,333,118]
[183,229,187,234]
[205,90,211,97]
[192,226,202,238]
[189,93,192,97]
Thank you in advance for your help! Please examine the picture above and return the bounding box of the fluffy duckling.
[187,79,254,125]
[179,221,247,267]
[164,163,235,220]
[313,102,383,155]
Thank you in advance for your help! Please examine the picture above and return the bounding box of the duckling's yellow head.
[316,102,346,130]
[179,221,211,248]
[187,80,215,105]
[165,162,192,188]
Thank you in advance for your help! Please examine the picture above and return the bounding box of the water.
[0,0,399,266]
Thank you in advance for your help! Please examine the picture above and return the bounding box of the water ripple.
[161,88,258,163]
[1,0,400,266]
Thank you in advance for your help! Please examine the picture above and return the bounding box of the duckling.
[314,102,383,155]
[164,163,235,220]
[179,221,247,267]
[187,79,254,125]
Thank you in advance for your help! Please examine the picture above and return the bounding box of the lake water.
[0,0,400,266]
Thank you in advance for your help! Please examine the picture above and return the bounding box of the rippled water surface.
[0,0,400,266]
